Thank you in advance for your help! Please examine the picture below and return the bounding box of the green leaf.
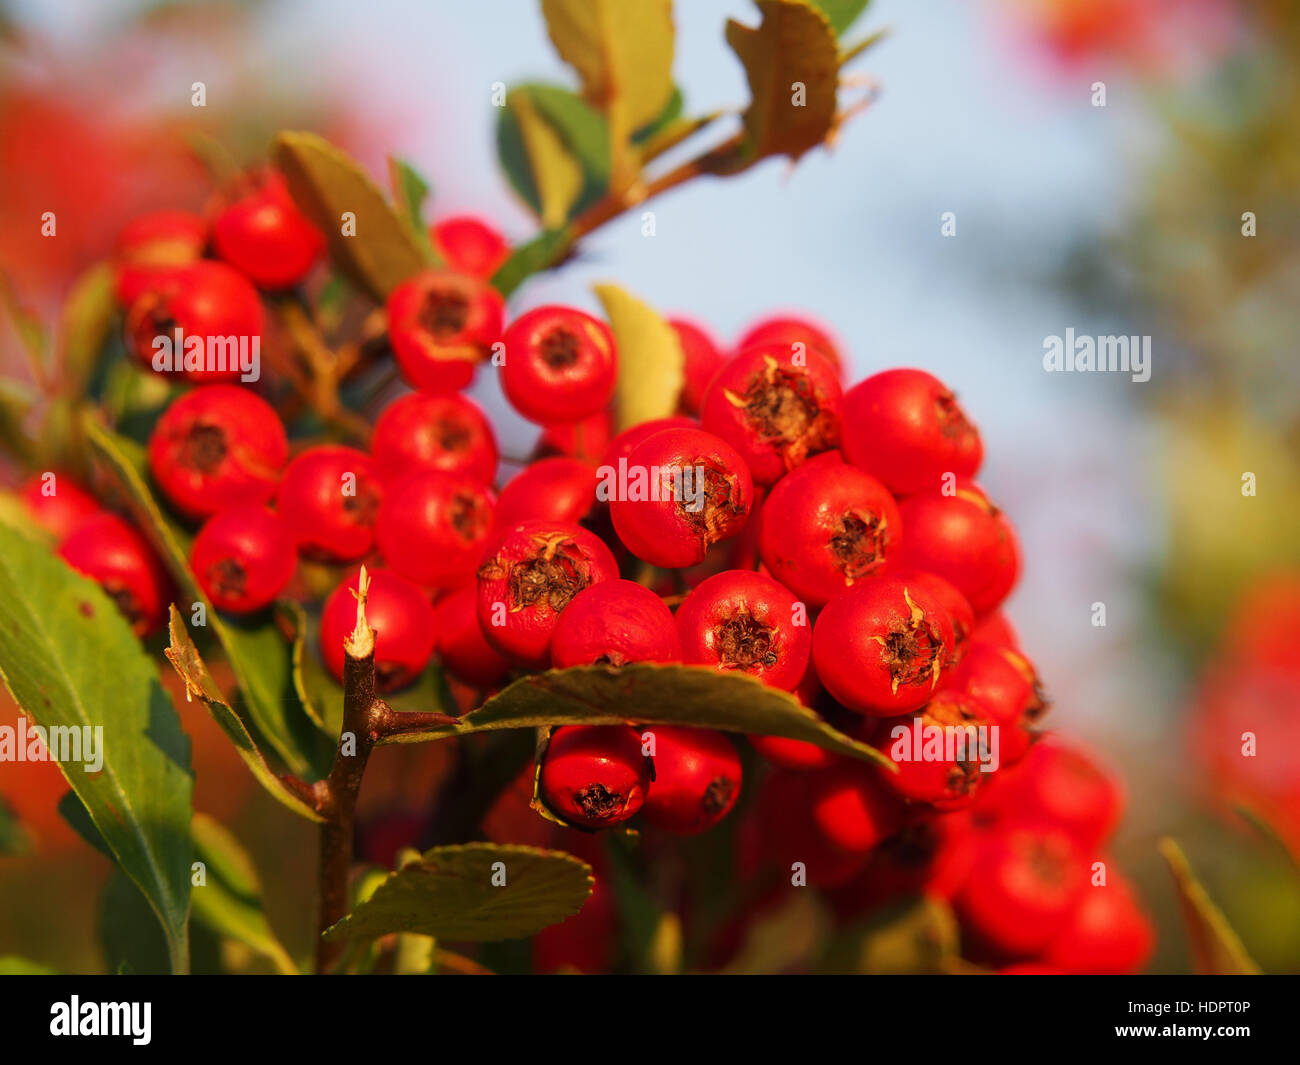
[0,956,57,975]
[506,91,586,229]
[593,282,684,431]
[85,419,330,777]
[0,524,193,974]
[807,0,870,35]
[719,890,830,974]
[1159,837,1262,975]
[632,85,684,144]
[192,813,299,973]
[725,0,841,166]
[273,130,427,303]
[378,663,893,770]
[99,870,172,975]
[164,607,323,822]
[491,229,574,300]
[387,157,441,266]
[0,488,50,546]
[57,262,117,395]
[323,842,592,943]
[0,794,32,855]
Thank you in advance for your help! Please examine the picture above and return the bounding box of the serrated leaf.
[593,282,684,431]
[378,663,893,770]
[0,524,193,973]
[491,229,574,300]
[1159,837,1261,975]
[192,813,298,973]
[807,0,870,35]
[84,419,330,777]
[725,0,840,165]
[387,157,441,266]
[322,842,592,943]
[508,92,586,230]
[273,130,427,302]
[57,261,117,394]
[164,607,322,823]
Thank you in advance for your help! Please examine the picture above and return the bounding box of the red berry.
[735,314,844,376]
[148,384,288,520]
[387,268,504,393]
[746,769,869,888]
[434,584,512,690]
[375,471,494,590]
[19,475,101,541]
[808,760,905,853]
[493,456,596,529]
[675,569,811,691]
[956,827,1087,957]
[190,504,295,614]
[640,726,742,835]
[58,513,171,636]
[277,445,382,563]
[112,209,207,306]
[608,426,753,569]
[870,690,995,809]
[1040,872,1155,974]
[320,569,436,692]
[759,458,901,607]
[500,305,617,425]
[371,391,497,486]
[550,579,680,668]
[430,215,509,279]
[841,369,982,495]
[749,734,837,771]
[125,260,264,383]
[535,407,614,465]
[889,567,975,665]
[670,317,726,415]
[212,171,325,289]
[700,345,842,485]
[896,481,1020,615]
[948,643,1047,765]
[475,520,619,668]
[813,575,955,715]
[538,725,651,828]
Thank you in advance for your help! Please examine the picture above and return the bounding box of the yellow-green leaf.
[1159,837,1261,974]
[509,91,586,229]
[57,261,116,393]
[593,282,684,431]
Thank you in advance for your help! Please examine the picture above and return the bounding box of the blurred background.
[1,0,1297,973]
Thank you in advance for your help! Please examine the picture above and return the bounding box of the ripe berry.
[735,314,844,376]
[870,690,995,809]
[759,457,901,607]
[493,457,596,529]
[948,643,1047,765]
[112,209,207,306]
[972,609,1020,651]
[600,415,695,468]
[749,734,837,771]
[1040,872,1155,974]
[640,726,742,835]
[19,475,101,541]
[896,481,1020,615]
[500,305,617,425]
[320,569,436,692]
[675,569,811,691]
[434,584,511,690]
[807,761,905,853]
[535,406,614,465]
[125,260,264,383]
[375,471,494,590]
[538,725,651,828]
[670,317,726,415]
[190,505,295,614]
[212,171,325,289]
[371,391,497,486]
[58,513,171,636]
[841,369,982,495]
[387,268,504,393]
[746,769,869,888]
[476,520,619,668]
[955,827,1087,957]
[700,345,842,485]
[277,445,382,563]
[608,426,754,569]
[148,384,288,519]
[431,215,509,279]
[551,579,680,668]
[812,575,955,715]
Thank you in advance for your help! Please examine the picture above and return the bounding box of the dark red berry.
[675,569,811,691]
[500,305,617,425]
[212,171,324,289]
[430,215,509,279]
[277,445,382,563]
[700,344,842,485]
[371,391,497,486]
[670,317,726,415]
[808,760,905,853]
[735,314,844,377]
[387,268,504,393]
[745,769,869,888]
[608,426,753,568]
[375,471,494,590]
[538,725,651,828]
[640,726,742,835]
[551,579,680,668]
[190,504,295,614]
[434,584,511,690]
[320,569,437,692]
[870,690,995,808]
[493,456,596,529]
[19,475,101,541]
[749,734,837,771]
[148,384,288,519]
[112,209,207,306]
[58,513,171,636]
[841,368,981,495]
[475,519,619,668]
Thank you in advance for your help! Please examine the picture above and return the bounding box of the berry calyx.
[888,568,975,665]
[375,470,495,590]
[735,314,844,377]
[211,171,325,289]
[386,268,504,393]
[277,445,383,563]
[538,725,652,828]
[148,384,288,519]
[371,391,498,486]
[58,513,171,636]
[550,579,681,668]
[500,305,617,425]
[640,726,742,835]
[870,689,995,808]
[190,504,296,614]
[320,569,437,692]
[430,215,509,279]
